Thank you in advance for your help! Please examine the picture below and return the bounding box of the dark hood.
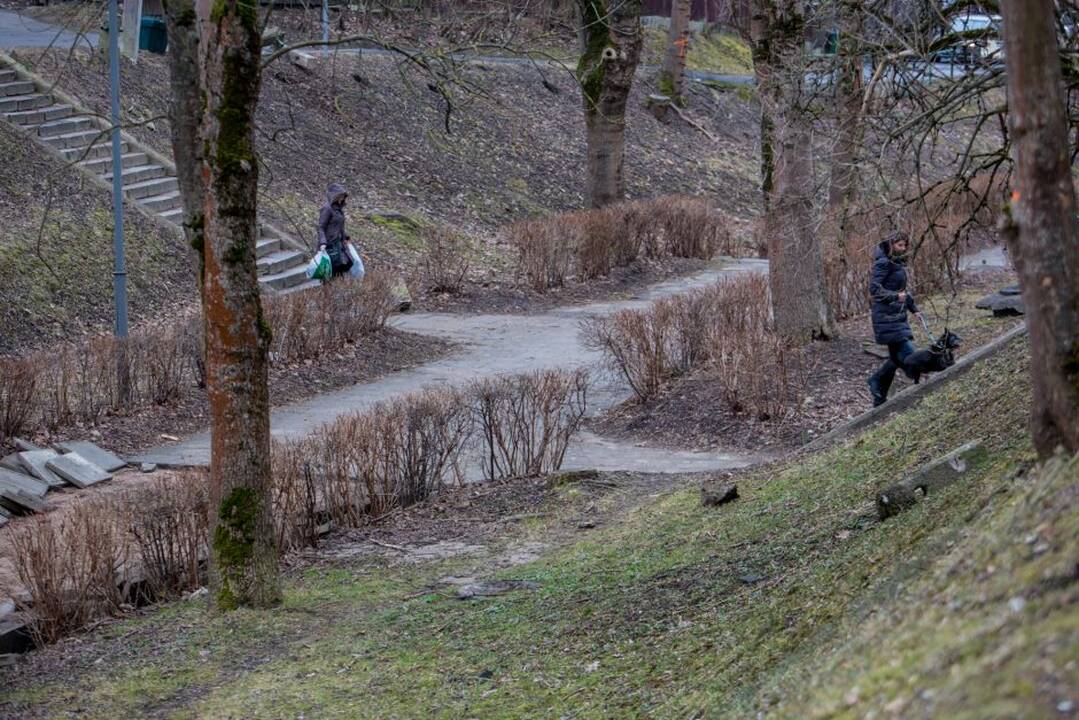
[877,239,906,264]
[326,182,347,206]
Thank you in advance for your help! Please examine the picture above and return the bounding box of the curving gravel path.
[134,258,771,475]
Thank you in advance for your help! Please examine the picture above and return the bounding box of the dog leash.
[917,313,936,344]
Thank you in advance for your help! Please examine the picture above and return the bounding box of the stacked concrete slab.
[0,439,127,519]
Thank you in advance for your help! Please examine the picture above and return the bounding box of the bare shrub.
[470,369,589,480]
[576,208,618,280]
[125,473,209,601]
[583,307,674,402]
[0,357,37,446]
[511,196,740,292]
[508,218,573,292]
[261,268,396,364]
[273,386,472,537]
[7,500,128,646]
[420,225,471,294]
[583,273,805,419]
[270,440,323,552]
[651,196,726,259]
[710,324,807,421]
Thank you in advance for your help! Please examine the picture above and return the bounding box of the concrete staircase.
[0,58,318,293]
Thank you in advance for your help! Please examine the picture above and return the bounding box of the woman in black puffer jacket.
[867,231,924,406]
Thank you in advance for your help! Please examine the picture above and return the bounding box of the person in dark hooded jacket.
[867,231,924,406]
[317,182,353,278]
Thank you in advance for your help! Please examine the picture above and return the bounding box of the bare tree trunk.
[164,0,208,386]
[753,0,834,344]
[576,0,643,208]
[1000,0,1079,457]
[197,0,280,609]
[660,0,691,104]
[749,7,773,211]
[163,0,206,282]
[828,41,862,212]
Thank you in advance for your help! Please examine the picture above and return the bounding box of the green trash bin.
[139,16,168,54]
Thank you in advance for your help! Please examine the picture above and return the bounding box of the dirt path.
[133,258,771,476]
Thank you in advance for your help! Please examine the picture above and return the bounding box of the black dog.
[903,329,961,384]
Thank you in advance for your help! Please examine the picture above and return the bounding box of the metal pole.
[322,0,329,53]
[108,0,128,338]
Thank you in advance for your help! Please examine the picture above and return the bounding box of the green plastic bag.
[306,249,332,281]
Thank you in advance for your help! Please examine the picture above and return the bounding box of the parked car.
[933,12,1003,66]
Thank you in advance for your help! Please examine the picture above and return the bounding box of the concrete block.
[877,441,987,520]
[0,484,46,514]
[0,467,48,498]
[12,438,41,452]
[45,453,111,489]
[0,454,25,472]
[53,440,126,472]
[975,290,1025,316]
[16,450,65,487]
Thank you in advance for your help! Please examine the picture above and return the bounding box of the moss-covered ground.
[1,336,1074,718]
[642,27,754,76]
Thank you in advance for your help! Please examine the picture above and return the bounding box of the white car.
[936,12,1003,65]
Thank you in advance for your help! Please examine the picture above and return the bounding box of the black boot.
[868,360,896,407]
[867,377,886,407]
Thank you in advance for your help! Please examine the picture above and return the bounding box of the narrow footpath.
[135,258,771,475]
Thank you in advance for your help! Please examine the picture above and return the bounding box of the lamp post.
[108,0,130,400]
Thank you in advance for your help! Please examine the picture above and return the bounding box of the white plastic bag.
[305,249,331,281]
[346,243,365,279]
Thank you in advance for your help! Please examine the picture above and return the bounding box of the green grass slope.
[0,123,196,353]
[1,339,1075,719]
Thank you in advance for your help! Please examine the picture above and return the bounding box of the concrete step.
[107,164,167,186]
[60,140,128,162]
[43,128,107,150]
[0,93,51,113]
[36,115,90,138]
[158,206,184,225]
[142,190,182,213]
[256,237,282,258]
[259,264,310,291]
[123,175,178,201]
[278,278,323,295]
[5,103,72,125]
[0,80,34,97]
[79,151,149,174]
[256,249,305,276]
[0,69,16,84]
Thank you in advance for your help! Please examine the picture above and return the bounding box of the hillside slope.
[0,122,195,354]
[13,47,762,247]
[2,337,1074,718]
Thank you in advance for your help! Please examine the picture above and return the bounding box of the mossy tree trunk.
[660,0,691,104]
[194,0,280,610]
[1000,0,1079,457]
[576,0,643,208]
[752,0,835,344]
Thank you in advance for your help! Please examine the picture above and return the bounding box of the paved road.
[0,9,98,50]
[134,258,771,476]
